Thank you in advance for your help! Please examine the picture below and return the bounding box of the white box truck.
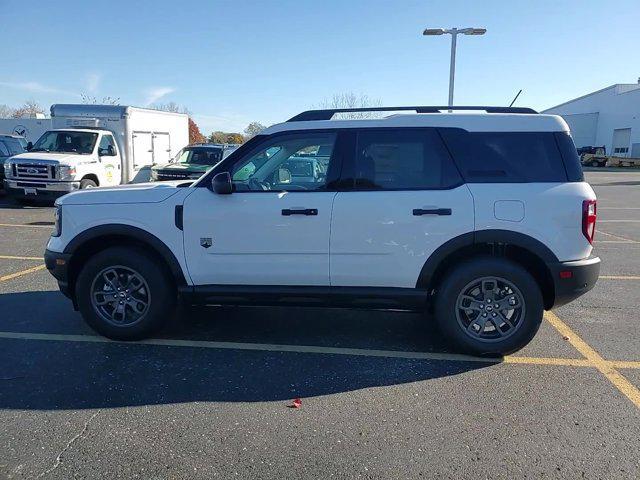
[0,117,53,143]
[3,104,189,201]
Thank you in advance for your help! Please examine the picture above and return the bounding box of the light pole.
[423,27,486,108]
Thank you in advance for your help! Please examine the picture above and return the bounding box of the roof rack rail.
[287,106,538,122]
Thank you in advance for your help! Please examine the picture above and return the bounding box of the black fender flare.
[64,223,187,285]
[416,229,558,289]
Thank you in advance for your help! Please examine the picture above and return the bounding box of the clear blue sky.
[2,0,639,134]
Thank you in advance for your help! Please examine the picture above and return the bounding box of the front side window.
[31,131,98,155]
[98,135,117,156]
[230,133,336,191]
[355,129,461,190]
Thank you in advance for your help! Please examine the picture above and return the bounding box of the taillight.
[582,199,597,244]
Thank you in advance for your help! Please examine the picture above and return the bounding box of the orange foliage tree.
[188,117,206,144]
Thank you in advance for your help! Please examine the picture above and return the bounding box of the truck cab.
[3,128,121,200]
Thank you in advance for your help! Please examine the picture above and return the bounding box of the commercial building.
[543,82,640,157]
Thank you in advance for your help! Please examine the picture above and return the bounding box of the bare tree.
[318,92,383,119]
[150,102,191,115]
[244,121,266,139]
[80,93,121,105]
[0,104,16,118]
[12,100,46,118]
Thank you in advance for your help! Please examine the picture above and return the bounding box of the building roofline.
[542,83,640,112]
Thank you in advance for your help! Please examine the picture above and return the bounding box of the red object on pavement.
[290,398,302,408]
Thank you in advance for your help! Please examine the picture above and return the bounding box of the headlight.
[3,162,11,178]
[58,165,76,180]
[52,205,62,237]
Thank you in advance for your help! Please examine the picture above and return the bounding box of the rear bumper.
[44,249,73,299]
[548,256,600,308]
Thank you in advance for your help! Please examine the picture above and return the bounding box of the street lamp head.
[462,27,486,35]
[423,28,445,36]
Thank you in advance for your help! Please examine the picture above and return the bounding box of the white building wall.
[543,84,640,157]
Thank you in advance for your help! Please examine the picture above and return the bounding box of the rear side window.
[355,129,462,190]
[554,132,584,182]
[439,129,569,183]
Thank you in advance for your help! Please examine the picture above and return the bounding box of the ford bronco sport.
[44,106,600,355]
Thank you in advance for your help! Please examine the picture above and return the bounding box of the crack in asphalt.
[36,412,99,478]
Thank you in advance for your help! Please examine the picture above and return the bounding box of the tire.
[434,256,543,356]
[590,160,599,167]
[75,246,176,340]
[80,178,97,189]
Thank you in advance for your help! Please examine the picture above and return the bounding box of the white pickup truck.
[3,104,188,201]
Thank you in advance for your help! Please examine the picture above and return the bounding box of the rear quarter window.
[554,132,584,182]
[439,129,569,183]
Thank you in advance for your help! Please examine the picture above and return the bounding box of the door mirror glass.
[26,141,33,151]
[211,172,233,194]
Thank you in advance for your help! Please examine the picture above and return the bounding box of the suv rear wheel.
[76,246,175,340]
[434,256,543,355]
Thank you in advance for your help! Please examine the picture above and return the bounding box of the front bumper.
[4,179,80,199]
[548,256,600,308]
[44,249,73,299]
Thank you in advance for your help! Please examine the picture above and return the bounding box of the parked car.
[150,144,239,181]
[0,134,27,185]
[3,104,188,202]
[44,106,600,355]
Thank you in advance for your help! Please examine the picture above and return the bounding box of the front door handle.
[413,208,452,216]
[282,208,318,216]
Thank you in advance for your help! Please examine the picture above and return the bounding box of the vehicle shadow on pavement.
[0,291,490,411]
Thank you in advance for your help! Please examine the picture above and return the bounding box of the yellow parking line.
[0,330,594,367]
[596,230,639,243]
[0,255,42,261]
[502,356,593,367]
[611,360,640,369]
[600,275,640,280]
[0,264,46,282]
[545,311,640,409]
[0,223,52,229]
[595,240,638,244]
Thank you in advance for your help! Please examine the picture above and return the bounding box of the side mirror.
[107,145,115,156]
[211,172,233,194]
[26,142,33,151]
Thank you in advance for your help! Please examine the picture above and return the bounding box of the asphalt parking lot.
[0,170,639,479]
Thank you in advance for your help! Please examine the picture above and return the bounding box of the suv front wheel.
[76,246,176,340]
[434,256,543,355]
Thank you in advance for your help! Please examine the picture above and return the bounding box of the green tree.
[244,121,266,139]
[208,131,227,144]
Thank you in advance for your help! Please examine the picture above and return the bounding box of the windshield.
[0,137,26,156]
[175,147,224,166]
[31,131,98,154]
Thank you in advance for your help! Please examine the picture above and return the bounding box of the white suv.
[44,106,600,355]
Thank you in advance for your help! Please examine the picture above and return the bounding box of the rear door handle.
[413,208,452,216]
[282,208,318,216]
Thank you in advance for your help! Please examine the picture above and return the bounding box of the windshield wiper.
[30,148,50,152]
